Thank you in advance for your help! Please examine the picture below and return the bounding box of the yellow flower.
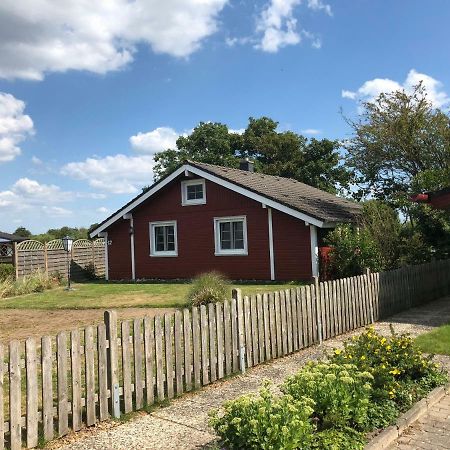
[390,368,401,376]
[360,355,366,360]
[386,345,391,351]
[334,349,342,355]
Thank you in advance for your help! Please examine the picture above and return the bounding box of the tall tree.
[153,117,351,194]
[345,82,450,202]
[345,83,450,260]
[13,226,32,238]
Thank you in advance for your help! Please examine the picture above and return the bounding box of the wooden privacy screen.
[1,259,449,449]
[13,239,105,279]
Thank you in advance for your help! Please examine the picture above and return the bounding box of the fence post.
[104,310,120,418]
[364,268,375,324]
[12,242,19,279]
[232,289,246,373]
[44,242,49,275]
[313,276,323,344]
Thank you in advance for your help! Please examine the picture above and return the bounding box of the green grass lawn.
[415,323,450,356]
[0,280,300,310]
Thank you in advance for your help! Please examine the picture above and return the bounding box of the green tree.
[13,226,32,238]
[345,83,450,261]
[345,82,450,201]
[153,117,352,193]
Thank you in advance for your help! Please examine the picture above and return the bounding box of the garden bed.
[210,327,448,449]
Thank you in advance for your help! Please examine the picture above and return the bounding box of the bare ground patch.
[0,307,176,343]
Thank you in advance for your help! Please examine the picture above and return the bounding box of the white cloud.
[306,0,332,16]
[255,0,331,52]
[0,178,70,213]
[96,206,109,214]
[61,154,155,194]
[0,0,228,81]
[342,69,450,108]
[130,127,179,154]
[0,92,34,162]
[31,156,42,165]
[301,128,321,135]
[42,206,73,217]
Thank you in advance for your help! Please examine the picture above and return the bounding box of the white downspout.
[267,207,275,281]
[309,224,319,278]
[123,213,136,280]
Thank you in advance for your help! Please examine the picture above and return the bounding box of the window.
[150,221,178,256]
[181,179,206,205]
[214,216,248,256]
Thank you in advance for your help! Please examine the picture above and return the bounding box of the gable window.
[181,179,206,205]
[214,216,248,256]
[150,221,178,256]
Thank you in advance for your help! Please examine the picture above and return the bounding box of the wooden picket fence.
[1,259,450,449]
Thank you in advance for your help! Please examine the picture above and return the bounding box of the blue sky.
[1,0,449,233]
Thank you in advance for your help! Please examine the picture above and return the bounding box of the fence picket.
[144,316,155,404]
[121,321,132,413]
[243,296,253,367]
[133,319,144,408]
[231,298,239,372]
[71,330,82,430]
[104,310,119,418]
[154,316,165,401]
[285,290,293,353]
[98,323,109,421]
[216,303,224,379]
[57,332,69,436]
[280,291,288,355]
[174,311,184,396]
[164,314,174,398]
[208,304,217,382]
[263,293,271,361]
[42,336,54,441]
[192,307,201,387]
[85,327,96,426]
[200,306,209,385]
[9,341,21,450]
[268,293,277,358]
[183,309,193,390]
[256,295,265,362]
[291,289,299,351]
[26,338,38,448]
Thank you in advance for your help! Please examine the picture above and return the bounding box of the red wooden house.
[90,161,362,281]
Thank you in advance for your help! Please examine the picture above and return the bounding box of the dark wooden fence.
[1,259,449,449]
[13,239,105,280]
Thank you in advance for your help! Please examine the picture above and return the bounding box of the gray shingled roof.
[189,161,362,224]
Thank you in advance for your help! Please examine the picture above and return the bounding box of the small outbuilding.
[90,161,362,281]
[0,231,27,263]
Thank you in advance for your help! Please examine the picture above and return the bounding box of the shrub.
[325,225,383,278]
[186,271,229,306]
[209,384,315,450]
[281,362,373,431]
[311,428,366,450]
[0,270,61,298]
[329,327,447,404]
[0,263,14,281]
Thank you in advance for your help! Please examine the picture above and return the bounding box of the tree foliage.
[153,117,352,194]
[13,226,32,238]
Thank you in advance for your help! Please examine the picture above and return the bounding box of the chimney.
[239,158,254,172]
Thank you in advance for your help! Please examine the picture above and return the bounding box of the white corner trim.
[310,225,319,278]
[149,220,178,257]
[90,163,325,238]
[181,178,206,206]
[99,231,109,281]
[214,215,248,256]
[268,207,275,281]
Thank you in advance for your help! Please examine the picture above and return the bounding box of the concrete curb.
[365,382,450,449]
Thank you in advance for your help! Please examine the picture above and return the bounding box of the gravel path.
[48,296,450,450]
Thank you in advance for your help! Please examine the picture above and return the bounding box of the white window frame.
[181,179,206,206]
[214,216,248,256]
[149,221,178,257]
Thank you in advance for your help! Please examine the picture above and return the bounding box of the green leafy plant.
[281,362,373,431]
[311,428,366,450]
[186,271,230,306]
[0,263,14,281]
[329,327,447,404]
[209,383,315,450]
[325,225,383,278]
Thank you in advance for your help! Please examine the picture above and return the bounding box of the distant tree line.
[13,225,99,243]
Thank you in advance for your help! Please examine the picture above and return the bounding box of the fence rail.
[13,239,105,280]
[1,259,449,449]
